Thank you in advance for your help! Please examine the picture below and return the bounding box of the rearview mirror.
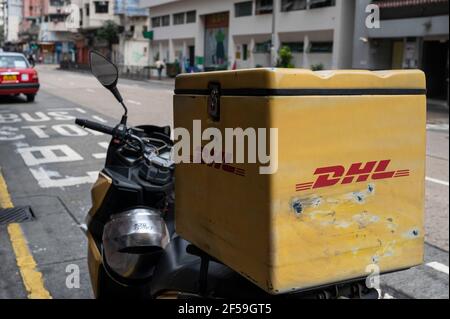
[89,51,118,88]
[89,50,127,124]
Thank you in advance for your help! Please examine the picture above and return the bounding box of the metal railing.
[59,61,157,81]
[116,64,155,80]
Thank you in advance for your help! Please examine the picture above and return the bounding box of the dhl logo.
[190,151,246,177]
[296,160,410,192]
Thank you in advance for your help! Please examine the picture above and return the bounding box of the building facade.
[140,0,356,72]
[76,0,117,64]
[115,0,150,66]
[4,0,23,43]
[18,0,80,63]
[353,0,449,105]
[1,1,5,34]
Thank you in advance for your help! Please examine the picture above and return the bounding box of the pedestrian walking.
[155,59,166,80]
[28,53,36,67]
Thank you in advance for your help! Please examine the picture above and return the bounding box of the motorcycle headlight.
[102,208,170,281]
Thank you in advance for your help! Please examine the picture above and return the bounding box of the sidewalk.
[43,64,176,86]
[427,98,449,132]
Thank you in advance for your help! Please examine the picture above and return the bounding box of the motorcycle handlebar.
[75,118,115,135]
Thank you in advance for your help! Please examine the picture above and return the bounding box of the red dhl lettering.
[296,160,410,192]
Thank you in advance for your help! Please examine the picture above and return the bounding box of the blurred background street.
[1,0,449,299]
[0,65,448,299]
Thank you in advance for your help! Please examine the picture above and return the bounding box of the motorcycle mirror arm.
[109,85,128,125]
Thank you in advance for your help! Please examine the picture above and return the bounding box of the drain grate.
[0,206,35,225]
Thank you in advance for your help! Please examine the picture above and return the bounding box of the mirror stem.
[110,86,128,125]
[120,102,128,125]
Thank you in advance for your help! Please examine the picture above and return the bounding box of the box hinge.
[207,82,221,121]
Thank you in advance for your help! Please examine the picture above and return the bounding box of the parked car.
[0,52,39,102]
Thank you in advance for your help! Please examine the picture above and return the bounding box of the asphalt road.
[0,65,448,299]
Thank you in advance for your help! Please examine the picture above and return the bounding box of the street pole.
[270,0,278,67]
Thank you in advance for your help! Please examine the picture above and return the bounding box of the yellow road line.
[0,169,52,299]
[0,169,13,209]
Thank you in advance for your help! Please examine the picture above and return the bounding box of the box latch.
[207,82,221,121]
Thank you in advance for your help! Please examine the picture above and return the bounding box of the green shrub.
[311,63,324,71]
[276,46,295,68]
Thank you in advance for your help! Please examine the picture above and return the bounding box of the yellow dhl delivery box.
[173,68,426,294]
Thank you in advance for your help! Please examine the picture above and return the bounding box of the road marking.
[126,99,142,105]
[426,262,449,275]
[427,124,449,132]
[0,169,52,299]
[50,107,86,114]
[0,169,13,208]
[22,125,49,139]
[92,115,107,123]
[86,88,95,93]
[17,144,84,166]
[92,142,109,159]
[426,176,449,187]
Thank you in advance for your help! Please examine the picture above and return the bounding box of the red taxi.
[0,52,39,102]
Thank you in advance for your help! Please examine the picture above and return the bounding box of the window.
[242,44,248,60]
[50,0,65,6]
[310,42,333,53]
[281,0,307,12]
[161,15,170,26]
[151,17,161,28]
[255,41,271,53]
[85,3,90,16]
[129,25,135,32]
[309,0,335,9]
[281,42,304,53]
[94,1,108,14]
[50,14,65,22]
[255,0,273,15]
[0,55,29,69]
[186,10,196,23]
[173,12,185,25]
[235,1,252,17]
[142,25,148,33]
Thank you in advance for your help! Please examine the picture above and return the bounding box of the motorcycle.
[75,51,379,299]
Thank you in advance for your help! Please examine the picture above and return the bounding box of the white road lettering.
[29,167,98,188]
[92,115,107,123]
[0,113,21,123]
[47,111,76,121]
[52,124,88,137]
[85,128,104,136]
[0,126,25,141]
[22,125,50,139]
[50,107,86,114]
[21,112,51,122]
[18,144,83,166]
[92,142,109,159]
